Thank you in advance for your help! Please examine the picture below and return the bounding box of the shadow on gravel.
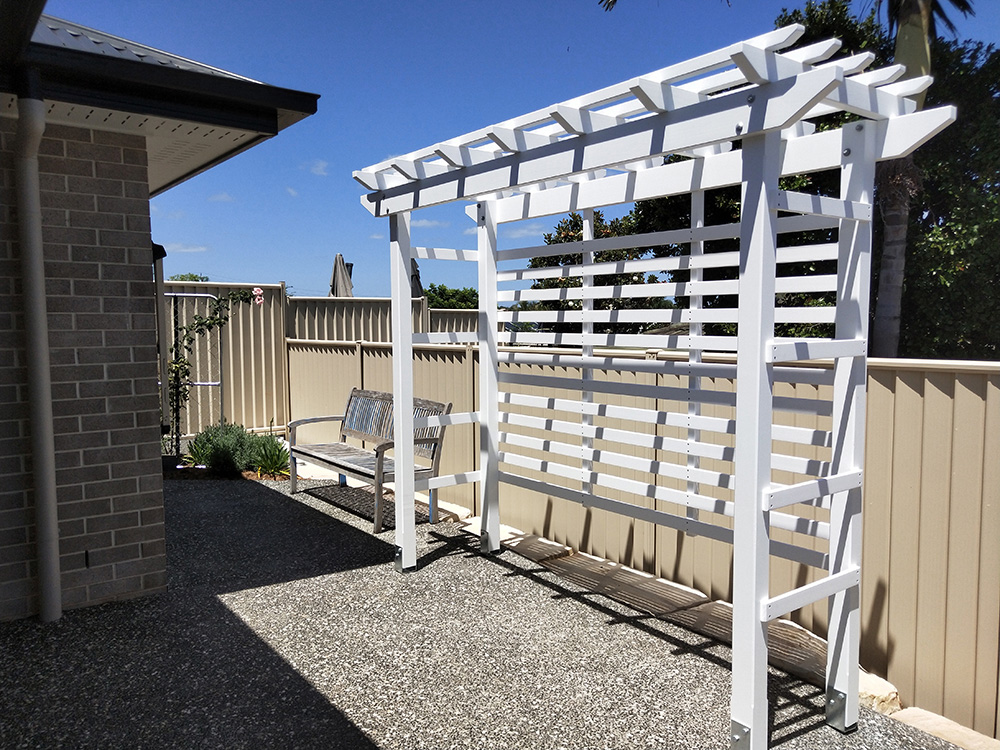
[167,479,396,594]
[303,483,430,532]
[0,480,387,749]
[423,528,837,748]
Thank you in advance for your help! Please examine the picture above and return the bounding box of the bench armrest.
[288,415,345,446]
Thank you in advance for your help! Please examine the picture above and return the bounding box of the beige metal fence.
[287,296,429,341]
[160,285,998,738]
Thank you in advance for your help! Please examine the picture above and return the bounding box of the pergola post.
[389,211,417,571]
[477,200,501,552]
[731,129,781,749]
[826,120,876,732]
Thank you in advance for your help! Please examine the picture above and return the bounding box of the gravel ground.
[0,479,959,750]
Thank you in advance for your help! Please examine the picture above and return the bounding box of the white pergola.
[355,24,953,749]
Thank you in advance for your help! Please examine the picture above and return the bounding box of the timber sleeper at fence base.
[463,515,908,719]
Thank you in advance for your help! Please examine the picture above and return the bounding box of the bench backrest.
[340,388,451,462]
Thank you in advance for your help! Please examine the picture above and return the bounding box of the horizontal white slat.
[413,332,480,345]
[772,424,832,448]
[766,470,863,511]
[770,539,830,570]
[499,417,735,470]
[499,471,737,543]
[772,452,831,476]
[499,370,738,406]
[499,404,736,460]
[500,472,828,567]
[773,394,833,416]
[500,451,825,539]
[499,450,731,513]
[413,246,479,262]
[499,349,834,387]
[776,190,872,222]
[497,279,735,303]
[413,411,480,428]
[499,390,738,436]
[500,431,733,490]
[762,567,860,622]
[498,331,738,351]
[414,470,483,491]
[497,240,837,284]
[768,338,866,363]
[497,306,834,326]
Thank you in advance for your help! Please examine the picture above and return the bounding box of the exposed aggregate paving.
[0,479,959,749]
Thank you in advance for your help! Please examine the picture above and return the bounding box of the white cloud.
[286,187,298,197]
[309,160,329,176]
[411,218,450,228]
[370,233,385,240]
[164,243,209,254]
[208,192,235,202]
[502,222,547,239]
[462,227,477,236]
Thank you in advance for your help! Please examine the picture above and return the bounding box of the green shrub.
[183,421,290,478]
[183,421,255,477]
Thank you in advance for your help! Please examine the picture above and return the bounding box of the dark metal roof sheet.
[33,15,259,83]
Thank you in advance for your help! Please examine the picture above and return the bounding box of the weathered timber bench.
[288,388,452,533]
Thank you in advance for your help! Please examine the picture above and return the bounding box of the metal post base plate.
[394,547,416,573]
[825,689,857,734]
[480,532,501,555]
[730,721,750,748]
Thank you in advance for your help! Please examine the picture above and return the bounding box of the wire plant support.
[355,24,954,750]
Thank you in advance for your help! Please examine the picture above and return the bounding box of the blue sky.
[43,0,999,298]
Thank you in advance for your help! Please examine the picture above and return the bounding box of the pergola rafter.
[356,24,953,750]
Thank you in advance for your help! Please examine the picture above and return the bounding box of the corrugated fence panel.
[287,297,428,341]
[429,309,478,333]
[287,341,362,444]
[164,282,287,437]
[863,361,1000,740]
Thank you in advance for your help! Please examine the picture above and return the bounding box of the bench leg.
[428,489,436,524]
[339,474,347,487]
[290,455,298,494]
[373,475,384,534]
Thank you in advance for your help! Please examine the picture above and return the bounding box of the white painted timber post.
[581,209,595,507]
[826,120,875,732]
[731,128,781,750]
[390,211,418,571]
[477,201,501,552]
[686,185,705,534]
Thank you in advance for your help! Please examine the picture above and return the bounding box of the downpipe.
[15,79,61,622]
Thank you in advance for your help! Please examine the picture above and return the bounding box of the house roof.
[0,9,319,195]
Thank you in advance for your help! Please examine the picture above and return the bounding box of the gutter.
[15,70,61,622]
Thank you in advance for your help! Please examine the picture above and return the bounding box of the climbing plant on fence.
[167,287,263,457]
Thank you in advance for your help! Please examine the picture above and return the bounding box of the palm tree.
[870,0,973,356]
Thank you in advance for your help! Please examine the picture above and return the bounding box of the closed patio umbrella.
[330,253,354,297]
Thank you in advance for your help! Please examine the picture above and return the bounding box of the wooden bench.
[288,388,452,532]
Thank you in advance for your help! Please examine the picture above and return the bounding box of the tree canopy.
[168,272,210,282]
[425,283,479,309]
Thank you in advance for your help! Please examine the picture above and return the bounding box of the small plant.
[182,420,255,477]
[251,434,290,478]
[182,420,290,478]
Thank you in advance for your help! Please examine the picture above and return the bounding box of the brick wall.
[0,117,166,620]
